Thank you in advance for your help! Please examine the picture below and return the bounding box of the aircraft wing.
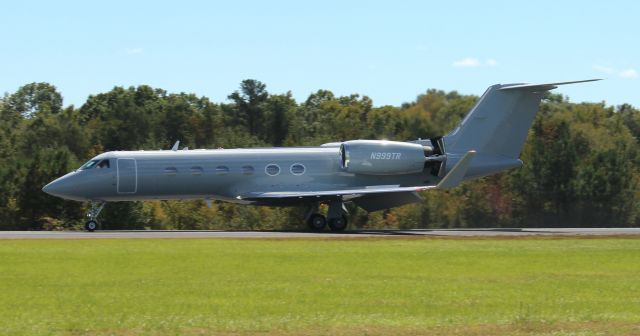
[239,185,436,201]
[239,150,476,204]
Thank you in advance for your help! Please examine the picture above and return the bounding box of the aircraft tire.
[307,214,327,232]
[85,220,98,232]
[328,215,348,232]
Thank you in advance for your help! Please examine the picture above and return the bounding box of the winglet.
[171,141,180,151]
[436,150,476,189]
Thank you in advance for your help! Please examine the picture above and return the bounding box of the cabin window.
[215,166,229,175]
[190,166,203,175]
[265,164,280,176]
[79,160,99,170]
[164,167,178,175]
[97,159,110,169]
[241,165,254,175]
[290,163,305,175]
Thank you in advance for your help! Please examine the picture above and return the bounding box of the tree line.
[1,80,638,230]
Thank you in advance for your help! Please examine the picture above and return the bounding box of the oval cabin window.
[190,166,203,175]
[215,166,229,175]
[241,165,254,175]
[164,167,178,175]
[290,163,305,175]
[265,164,280,176]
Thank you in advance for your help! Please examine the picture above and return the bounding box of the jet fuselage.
[43,146,439,204]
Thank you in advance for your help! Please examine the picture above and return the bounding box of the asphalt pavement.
[1,228,639,239]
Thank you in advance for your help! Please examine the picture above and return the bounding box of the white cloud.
[593,64,614,74]
[592,64,637,79]
[452,57,498,68]
[619,68,638,78]
[453,57,481,67]
[125,47,143,55]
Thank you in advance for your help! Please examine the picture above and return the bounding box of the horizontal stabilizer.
[436,150,476,189]
[499,79,602,92]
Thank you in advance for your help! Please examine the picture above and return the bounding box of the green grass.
[1,237,640,335]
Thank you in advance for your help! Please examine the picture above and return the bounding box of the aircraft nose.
[42,173,84,200]
[42,182,53,194]
[42,177,66,198]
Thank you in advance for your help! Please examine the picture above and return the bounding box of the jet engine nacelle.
[339,140,428,175]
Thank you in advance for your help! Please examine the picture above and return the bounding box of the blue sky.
[1,1,638,107]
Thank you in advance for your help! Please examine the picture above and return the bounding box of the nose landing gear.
[85,201,104,232]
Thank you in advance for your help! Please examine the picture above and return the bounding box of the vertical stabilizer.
[444,79,600,158]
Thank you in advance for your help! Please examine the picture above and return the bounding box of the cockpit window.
[97,159,110,169]
[79,160,99,170]
[79,159,110,170]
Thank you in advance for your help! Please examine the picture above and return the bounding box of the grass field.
[1,237,640,335]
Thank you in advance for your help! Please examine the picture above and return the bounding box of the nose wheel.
[85,220,98,232]
[85,201,105,232]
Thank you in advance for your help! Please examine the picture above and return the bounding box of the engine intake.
[339,140,429,175]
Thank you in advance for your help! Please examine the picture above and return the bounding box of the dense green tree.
[574,148,638,226]
[16,147,83,229]
[1,80,639,230]
[227,79,269,137]
[295,90,337,144]
[6,82,63,118]
[509,118,579,225]
[0,121,17,228]
[618,103,640,142]
[264,93,295,146]
[100,202,149,230]
[79,86,159,150]
[333,94,373,140]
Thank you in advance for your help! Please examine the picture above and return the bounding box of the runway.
[1,228,640,239]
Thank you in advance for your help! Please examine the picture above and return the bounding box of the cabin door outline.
[117,158,137,194]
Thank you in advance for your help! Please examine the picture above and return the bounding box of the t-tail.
[439,79,601,180]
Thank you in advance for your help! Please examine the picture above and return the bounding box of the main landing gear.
[85,201,104,232]
[306,201,349,233]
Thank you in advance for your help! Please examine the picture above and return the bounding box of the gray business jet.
[43,79,599,232]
